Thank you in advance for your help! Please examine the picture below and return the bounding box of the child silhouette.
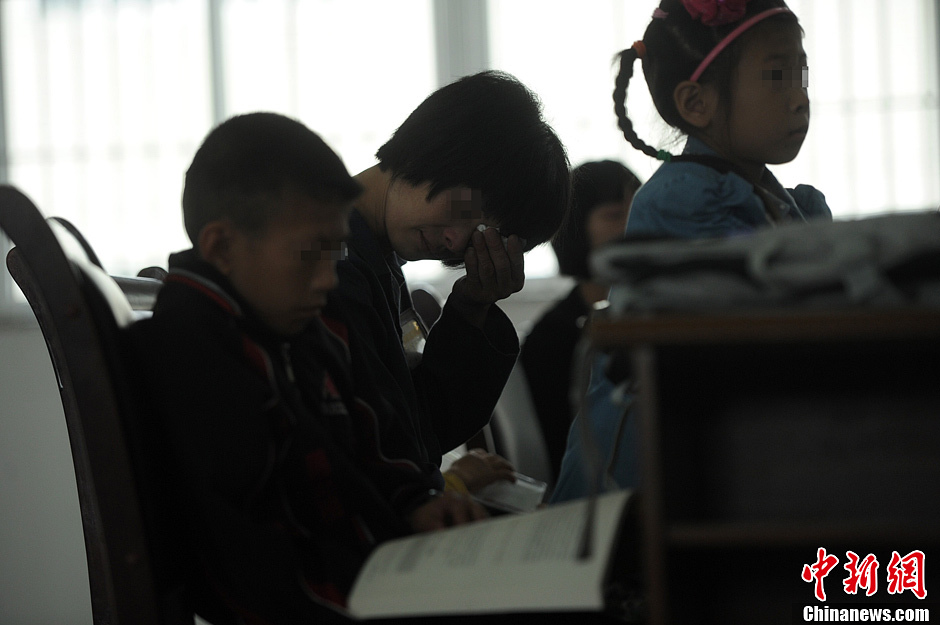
[616,0,832,238]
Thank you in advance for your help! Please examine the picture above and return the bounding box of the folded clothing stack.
[592,211,940,314]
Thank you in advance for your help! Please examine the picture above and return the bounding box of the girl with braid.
[616,0,832,239]
[553,0,835,504]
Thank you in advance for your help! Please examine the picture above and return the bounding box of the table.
[590,308,940,624]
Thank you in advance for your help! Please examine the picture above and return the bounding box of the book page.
[473,472,547,513]
[348,490,633,619]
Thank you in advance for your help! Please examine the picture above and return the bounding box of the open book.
[344,490,636,619]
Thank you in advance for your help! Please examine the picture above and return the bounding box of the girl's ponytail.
[613,44,662,160]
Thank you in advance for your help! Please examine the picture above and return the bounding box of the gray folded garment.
[592,211,940,313]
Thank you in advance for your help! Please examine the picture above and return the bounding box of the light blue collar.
[681,136,804,221]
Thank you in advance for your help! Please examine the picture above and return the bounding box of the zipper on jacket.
[281,343,296,383]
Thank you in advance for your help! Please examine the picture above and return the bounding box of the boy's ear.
[673,80,719,129]
[197,220,236,275]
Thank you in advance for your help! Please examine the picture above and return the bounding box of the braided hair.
[614,0,799,161]
[614,47,660,160]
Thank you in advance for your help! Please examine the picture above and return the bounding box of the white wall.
[0,323,92,625]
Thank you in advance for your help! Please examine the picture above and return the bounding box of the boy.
[124,112,484,623]
[323,72,571,490]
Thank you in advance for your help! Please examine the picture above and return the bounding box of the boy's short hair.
[183,112,362,243]
[552,160,641,280]
[375,71,570,251]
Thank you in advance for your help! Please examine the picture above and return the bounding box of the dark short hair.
[376,71,570,254]
[182,112,361,243]
[552,160,640,279]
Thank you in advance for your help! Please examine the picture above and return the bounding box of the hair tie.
[682,0,748,27]
[631,40,647,60]
[652,8,669,19]
[656,150,673,162]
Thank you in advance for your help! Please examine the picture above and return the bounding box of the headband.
[690,7,792,82]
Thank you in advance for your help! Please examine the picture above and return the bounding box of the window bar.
[935,0,940,195]
[840,0,858,213]
[876,0,899,212]
[0,4,7,186]
[0,4,11,304]
[285,0,299,116]
[432,0,490,88]
[208,0,226,125]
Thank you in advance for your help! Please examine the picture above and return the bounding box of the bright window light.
[2,0,939,303]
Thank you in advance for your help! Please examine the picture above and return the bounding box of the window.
[2,0,939,307]
[487,0,940,216]
[488,0,662,180]
[1,0,436,305]
[219,0,435,174]
[783,0,940,214]
[2,0,213,276]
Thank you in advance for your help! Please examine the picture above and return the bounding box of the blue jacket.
[550,353,639,503]
[626,136,831,239]
[553,138,833,503]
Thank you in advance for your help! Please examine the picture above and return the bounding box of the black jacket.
[123,250,435,623]
[323,210,520,478]
[520,285,590,479]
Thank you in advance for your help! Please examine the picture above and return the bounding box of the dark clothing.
[123,250,435,623]
[323,210,520,480]
[520,285,591,479]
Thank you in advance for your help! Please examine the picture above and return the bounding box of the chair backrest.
[490,361,554,492]
[0,185,192,625]
[409,283,444,328]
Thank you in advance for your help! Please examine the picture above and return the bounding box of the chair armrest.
[111,276,164,312]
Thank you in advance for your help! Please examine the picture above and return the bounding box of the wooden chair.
[1,185,224,625]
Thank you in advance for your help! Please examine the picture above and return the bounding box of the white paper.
[347,490,633,618]
[474,473,547,513]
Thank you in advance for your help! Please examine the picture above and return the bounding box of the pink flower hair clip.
[681,0,750,27]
